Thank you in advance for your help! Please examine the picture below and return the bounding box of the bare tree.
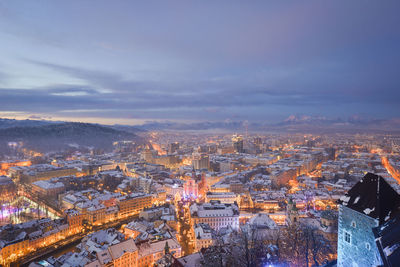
[201,231,230,267]
[279,223,334,267]
[201,222,333,267]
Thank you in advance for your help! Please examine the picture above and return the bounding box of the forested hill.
[0,122,141,153]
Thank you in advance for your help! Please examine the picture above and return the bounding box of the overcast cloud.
[0,1,399,124]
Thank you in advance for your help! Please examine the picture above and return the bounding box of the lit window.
[344,231,351,244]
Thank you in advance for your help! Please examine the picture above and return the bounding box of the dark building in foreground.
[373,213,400,267]
[337,173,400,267]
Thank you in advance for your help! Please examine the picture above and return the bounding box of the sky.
[0,1,399,125]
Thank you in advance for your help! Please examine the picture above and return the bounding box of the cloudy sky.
[0,1,399,125]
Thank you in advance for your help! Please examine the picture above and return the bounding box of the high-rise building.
[254,137,262,145]
[232,134,244,153]
[168,142,179,154]
[192,153,209,170]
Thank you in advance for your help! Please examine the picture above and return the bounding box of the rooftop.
[338,173,400,224]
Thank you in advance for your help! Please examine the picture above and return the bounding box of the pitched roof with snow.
[108,239,137,260]
[337,173,400,225]
[373,213,400,266]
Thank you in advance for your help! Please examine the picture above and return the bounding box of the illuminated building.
[232,134,244,153]
[141,149,156,162]
[97,239,139,267]
[205,192,238,204]
[189,200,240,231]
[64,209,85,234]
[9,164,78,183]
[268,212,287,226]
[253,199,280,211]
[164,183,183,199]
[0,160,31,176]
[217,146,235,155]
[0,218,76,265]
[183,170,199,199]
[137,238,181,267]
[117,193,153,218]
[61,191,153,226]
[31,180,65,198]
[194,223,215,252]
[168,142,180,154]
[286,198,300,224]
[0,176,16,199]
[152,154,181,167]
[138,204,176,222]
[229,182,244,194]
[192,153,209,170]
[183,178,198,199]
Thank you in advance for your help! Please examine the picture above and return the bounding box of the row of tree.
[201,222,336,267]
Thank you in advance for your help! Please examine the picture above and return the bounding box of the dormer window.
[351,221,356,228]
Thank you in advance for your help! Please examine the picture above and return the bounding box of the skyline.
[1,1,400,125]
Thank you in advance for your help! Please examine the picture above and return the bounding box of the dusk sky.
[0,1,399,125]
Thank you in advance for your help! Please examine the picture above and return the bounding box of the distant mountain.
[0,122,142,154]
[281,115,333,125]
[110,124,147,134]
[137,116,400,134]
[135,121,246,132]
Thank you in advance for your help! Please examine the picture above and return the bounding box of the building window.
[366,243,371,250]
[344,231,351,244]
[351,221,356,228]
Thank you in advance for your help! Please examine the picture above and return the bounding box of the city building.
[0,218,74,265]
[168,142,180,154]
[373,213,400,266]
[31,180,65,198]
[192,153,209,170]
[194,223,215,252]
[205,191,238,204]
[117,193,153,218]
[0,176,16,199]
[137,238,181,267]
[189,200,240,231]
[337,173,400,267]
[183,177,198,200]
[232,135,244,153]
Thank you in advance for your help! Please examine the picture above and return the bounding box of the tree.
[201,231,231,267]
[200,222,333,267]
[279,222,334,267]
[280,222,305,265]
[201,226,274,267]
